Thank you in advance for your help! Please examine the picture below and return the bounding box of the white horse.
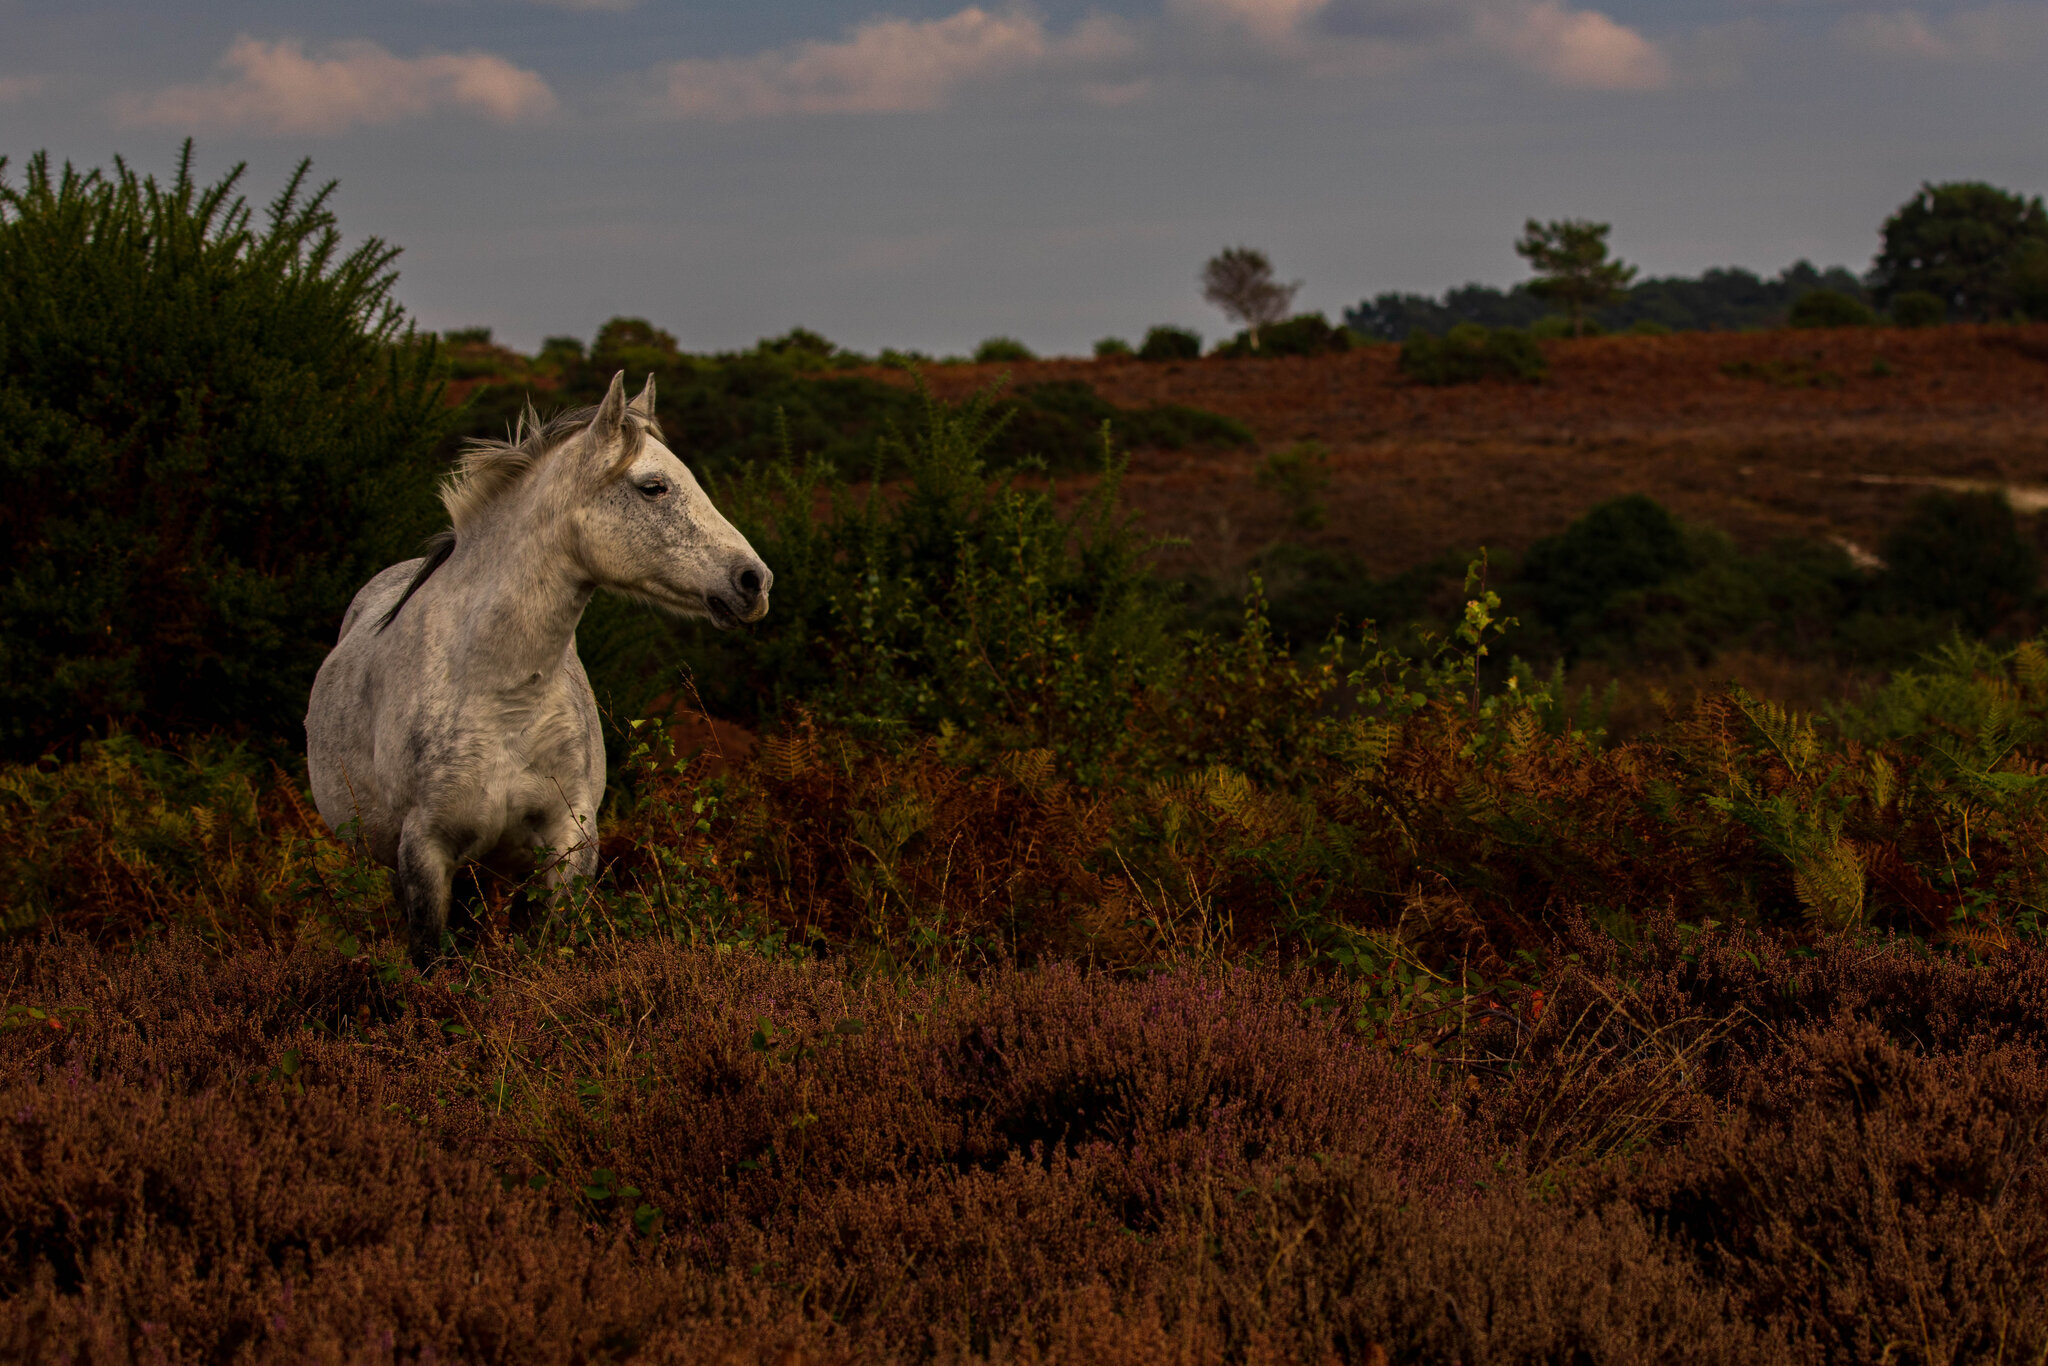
[305,372,770,966]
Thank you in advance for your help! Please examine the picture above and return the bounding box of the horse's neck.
[442,520,593,686]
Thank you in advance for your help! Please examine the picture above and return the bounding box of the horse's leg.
[396,824,458,969]
[446,865,488,953]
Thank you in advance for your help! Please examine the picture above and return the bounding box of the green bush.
[1878,491,2038,634]
[1255,441,1333,530]
[1515,495,1693,658]
[0,145,449,759]
[1397,323,1547,386]
[1788,289,1875,329]
[1093,337,1133,358]
[1889,291,1946,328]
[973,336,1035,363]
[985,380,1250,472]
[673,385,1175,772]
[1529,314,1603,340]
[1138,326,1202,361]
[1217,312,1354,358]
[1629,319,1672,336]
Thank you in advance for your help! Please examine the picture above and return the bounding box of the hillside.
[882,325,2048,578]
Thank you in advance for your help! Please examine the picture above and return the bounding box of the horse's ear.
[593,371,627,450]
[629,374,656,419]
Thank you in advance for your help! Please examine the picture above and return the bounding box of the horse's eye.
[637,479,669,499]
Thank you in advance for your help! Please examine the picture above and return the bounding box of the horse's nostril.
[738,569,761,595]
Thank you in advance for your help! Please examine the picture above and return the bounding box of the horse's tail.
[376,530,458,633]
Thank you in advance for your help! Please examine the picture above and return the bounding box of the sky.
[1,0,2041,356]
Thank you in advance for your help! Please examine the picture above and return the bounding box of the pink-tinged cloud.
[118,37,557,136]
[1475,1,1671,90]
[0,75,46,105]
[658,7,1129,119]
[1166,0,1333,45]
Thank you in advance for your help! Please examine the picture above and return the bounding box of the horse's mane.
[441,401,663,529]
[376,401,663,633]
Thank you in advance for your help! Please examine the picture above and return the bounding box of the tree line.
[1195,181,2048,344]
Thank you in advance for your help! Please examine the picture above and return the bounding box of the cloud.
[657,7,1130,119]
[118,37,557,135]
[0,75,45,105]
[1473,0,1672,89]
[1836,6,2048,63]
[1168,0,1334,45]
[1169,0,1667,88]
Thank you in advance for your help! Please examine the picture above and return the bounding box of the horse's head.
[573,371,772,628]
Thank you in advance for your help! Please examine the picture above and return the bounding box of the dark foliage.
[1515,495,1693,655]
[1889,290,1947,328]
[1137,326,1203,361]
[1396,323,1547,385]
[983,380,1251,473]
[1872,180,2048,320]
[0,146,450,759]
[1214,312,1355,358]
[1878,491,2040,634]
[1787,288,1875,329]
[1348,262,1871,340]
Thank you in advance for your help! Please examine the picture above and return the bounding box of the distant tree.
[1871,182,2048,320]
[1515,219,1636,337]
[1201,247,1299,351]
[1093,337,1134,358]
[592,317,681,373]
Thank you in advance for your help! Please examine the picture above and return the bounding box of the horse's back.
[336,558,426,643]
[306,558,427,857]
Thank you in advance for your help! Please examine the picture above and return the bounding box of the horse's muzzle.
[709,559,772,627]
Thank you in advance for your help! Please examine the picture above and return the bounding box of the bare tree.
[1201,247,1299,351]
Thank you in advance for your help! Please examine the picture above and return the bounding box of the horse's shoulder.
[337,559,427,643]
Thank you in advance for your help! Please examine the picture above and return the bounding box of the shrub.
[984,380,1250,472]
[1138,325,1202,361]
[1397,323,1547,385]
[1890,290,1946,328]
[0,145,449,760]
[1530,313,1603,339]
[1629,319,1673,336]
[1255,441,1333,530]
[1515,495,1693,657]
[673,385,1175,769]
[1878,490,2038,633]
[1217,312,1354,358]
[973,336,1035,363]
[1788,288,1875,329]
[1092,337,1133,358]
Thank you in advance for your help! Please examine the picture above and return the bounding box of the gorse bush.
[671,384,1176,771]
[1878,490,2039,633]
[1891,289,1947,328]
[973,336,1035,363]
[0,145,450,759]
[1397,322,1547,385]
[1787,287,1876,329]
[1138,325,1202,361]
[1216,312,1354,358]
